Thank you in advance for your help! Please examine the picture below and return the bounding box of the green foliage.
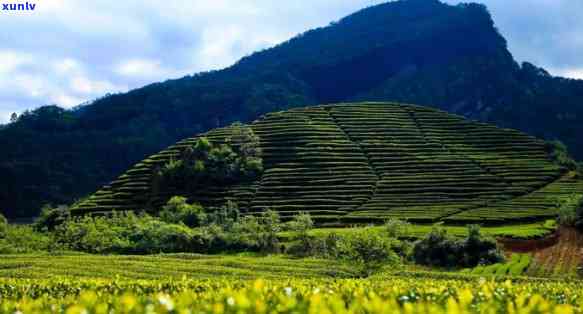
[206,200,240,228]
[33,205,71,231]
[0,224,54,254]
[467,254,532,277]
[288,212,314,239]
[2,211,55,254]
[159,196,206,227]
[2,275,583,313]
[413,224,503,268]
[556,194,583,226]
[52,212,200,254]
[0,213,6,237]
[384,218,411,238]
[285,212,316,257]
[575,162,583,179]
[257,210,282,253]
[157,132,263,194]
[341,232,400,277]
[545,140,578,171]
[76,102,577,225]
[0,255,356,280]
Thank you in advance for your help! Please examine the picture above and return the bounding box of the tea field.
[72,103,583,226]
[1,274,582,313]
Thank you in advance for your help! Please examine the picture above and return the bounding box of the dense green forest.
[2,0,583,218]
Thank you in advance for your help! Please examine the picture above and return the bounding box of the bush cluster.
[557,194,583,227]
[0,213,54,254]
[413,225,503,268]
[156,124,263,192]
[0,213,6,236]
[39,196,287,255]
[545,140,579,172]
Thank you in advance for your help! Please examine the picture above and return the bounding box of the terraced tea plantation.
[73,103,583,224]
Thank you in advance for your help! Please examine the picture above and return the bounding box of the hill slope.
[73,103,583,224]
[3,0,583,218]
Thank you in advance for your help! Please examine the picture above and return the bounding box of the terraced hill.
[72,103,583,224]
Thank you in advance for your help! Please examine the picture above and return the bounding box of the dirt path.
[500,227,583,277]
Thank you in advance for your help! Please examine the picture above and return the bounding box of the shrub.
[159,196,206,227]
[288,212,313,238]
[576,162,583,179]
[557,194,583,227]
[156,129,263,193]
[52,212,199,254]
[413,224,503,268]
[131,220,196,253]
[0,224,54,254]
[545,140,578,171]
[33,205,71,231]
[285,212,317,257]
[461,225,503,266]
[257,210,282,253]
[206,200,240,229]
[385,218,411,238]
[339,232,400,277]
[230,215,264,250]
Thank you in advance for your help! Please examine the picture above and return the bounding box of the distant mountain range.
[2,0,582,218]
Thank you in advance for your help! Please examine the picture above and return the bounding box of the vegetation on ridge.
[73,103,583,226]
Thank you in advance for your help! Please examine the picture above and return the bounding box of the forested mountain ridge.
[2,0,583,218]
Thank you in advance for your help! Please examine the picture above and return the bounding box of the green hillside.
[73,103,583,224]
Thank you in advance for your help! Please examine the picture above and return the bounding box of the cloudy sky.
[0,0,581,123]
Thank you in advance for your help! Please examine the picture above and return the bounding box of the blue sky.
[0,0,582,123]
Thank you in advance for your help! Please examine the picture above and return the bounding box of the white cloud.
[552,68,583,80]
[54,58,82,75]
[0,50,32,74]
[116,59,169,78]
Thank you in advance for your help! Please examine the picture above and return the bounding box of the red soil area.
[500,227,583,277]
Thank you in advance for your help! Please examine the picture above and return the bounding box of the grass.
[0,253,357,280]
[280,220,557,241]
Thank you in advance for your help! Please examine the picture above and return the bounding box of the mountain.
[2,0,583,218]
[73,102,583,225]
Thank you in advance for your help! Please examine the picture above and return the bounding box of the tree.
[385,218,411,238]
[289,212,313,240]
[33,205,70,231]
[9,113,17,123]
[259,209,281,253]
[344,232,398,277]
[0,213,7,237]
[228,122,262,160]
[159,196,206,228]
[287,212,315,255]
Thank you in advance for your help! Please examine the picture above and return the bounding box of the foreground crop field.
[1,275,582,313]
[0,254,355,280]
